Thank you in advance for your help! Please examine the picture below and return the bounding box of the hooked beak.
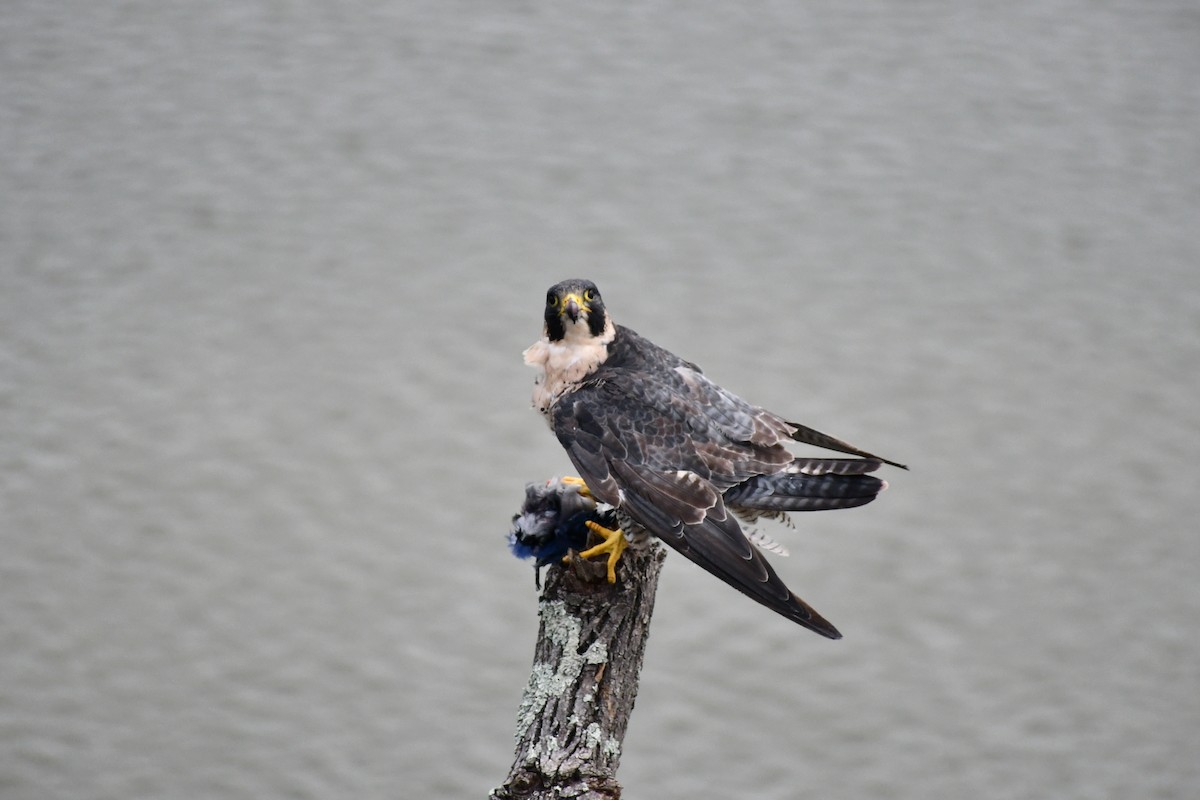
[561,292,584,322]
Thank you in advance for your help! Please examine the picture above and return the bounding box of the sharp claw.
[578,520,627,583]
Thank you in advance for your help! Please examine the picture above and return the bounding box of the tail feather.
[787,457,884,476]
[725,462,887,512]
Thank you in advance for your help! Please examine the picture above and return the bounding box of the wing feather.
[787,422,908,470]
[614,469,841,638]
[553,376,841,638]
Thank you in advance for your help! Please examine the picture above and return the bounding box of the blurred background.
[3,3,1198,799]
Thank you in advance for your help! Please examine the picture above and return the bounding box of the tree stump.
[491,540,667,800]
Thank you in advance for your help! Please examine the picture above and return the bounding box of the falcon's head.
[543,279,611,343]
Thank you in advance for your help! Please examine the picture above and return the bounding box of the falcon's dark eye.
[547,294,559,307]
[583,289,595,302]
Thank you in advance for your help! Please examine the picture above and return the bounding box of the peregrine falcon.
[524,279,905,638]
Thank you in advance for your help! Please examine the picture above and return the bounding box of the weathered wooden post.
[491,538,666,800]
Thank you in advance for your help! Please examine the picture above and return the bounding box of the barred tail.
[724,458,887,512]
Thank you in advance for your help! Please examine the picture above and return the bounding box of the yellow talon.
[556,477,624,582]
[577,520,628,584]
[560,475,592,498]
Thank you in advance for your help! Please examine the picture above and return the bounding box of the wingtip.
[786,421,907,471]
[786,592,842,639]
[803,609,843,640]
[868,454,908,471]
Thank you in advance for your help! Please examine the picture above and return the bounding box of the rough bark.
[491,541,666,800]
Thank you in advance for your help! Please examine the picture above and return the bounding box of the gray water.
[3,3,1198,799]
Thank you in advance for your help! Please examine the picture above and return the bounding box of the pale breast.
[524,336,610,416]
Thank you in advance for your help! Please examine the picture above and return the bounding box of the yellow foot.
[560,475,592,498]
[577,520,627,584]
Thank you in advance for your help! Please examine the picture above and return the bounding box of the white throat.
[524,316,616,417]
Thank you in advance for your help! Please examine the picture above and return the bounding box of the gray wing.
[674,364,908,470]
[612,327,906,469]
[552,372,841,638]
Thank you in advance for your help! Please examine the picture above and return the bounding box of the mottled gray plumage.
[526,279,905,638]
